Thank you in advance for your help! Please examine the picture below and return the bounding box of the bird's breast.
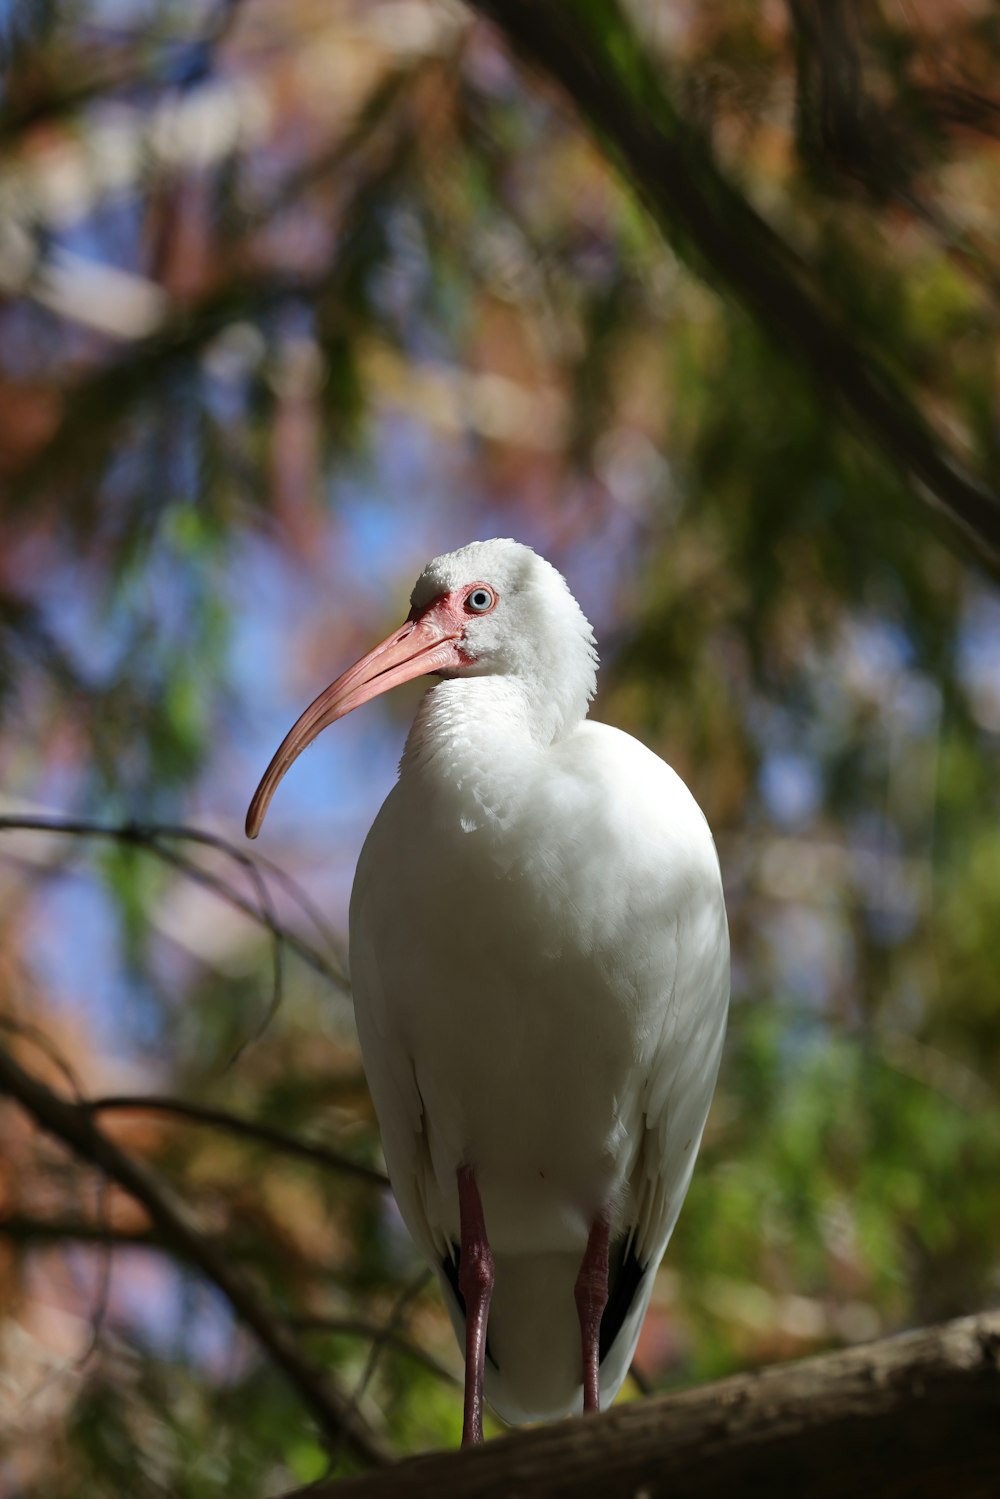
[350,757,705,1253]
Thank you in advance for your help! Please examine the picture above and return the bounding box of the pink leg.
[575,1213,610,1413]
[457,1164,495,1446]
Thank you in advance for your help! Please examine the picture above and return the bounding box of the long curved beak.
[246,610,462,839]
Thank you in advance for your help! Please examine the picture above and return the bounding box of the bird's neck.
[399,677,569,819]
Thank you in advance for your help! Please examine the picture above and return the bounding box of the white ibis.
[246,539,729,1444]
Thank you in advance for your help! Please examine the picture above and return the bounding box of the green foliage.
[2,0,1000,1491]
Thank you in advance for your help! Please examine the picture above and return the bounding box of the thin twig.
[0,1215,448,1382]
[0,816,346,979]
[87,1094,389,1188]
[0,1013,86,1101]
[293,1312,460,1387]
[73,1170,115,1376]
[0,815,350,1009]
[0,1044,390,1466]
[0,1014,117,1378]
[352,1270,435,1406]
[327,1271,435,1472]
[153,826,287,1060]
[153,823,347,975]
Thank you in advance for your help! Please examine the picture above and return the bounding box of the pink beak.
[246,604,463,839]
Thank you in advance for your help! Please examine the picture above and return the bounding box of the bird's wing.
[567,723,730,1276]
[627,881,730,1271]
[594,959,727,1389]
[348,788,447,1264]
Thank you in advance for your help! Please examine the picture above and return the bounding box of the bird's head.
[246,538,596,838]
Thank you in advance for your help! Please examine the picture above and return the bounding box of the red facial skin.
[245,583,498,838]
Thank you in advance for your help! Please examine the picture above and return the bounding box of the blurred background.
[1,0,999,1493]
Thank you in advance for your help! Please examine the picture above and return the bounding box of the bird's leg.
[575,1211,610,1413]
[456,1164,495,1446]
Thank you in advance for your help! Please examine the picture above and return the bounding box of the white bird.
[247,539,729,1444]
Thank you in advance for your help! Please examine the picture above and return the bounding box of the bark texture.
[299,1310,1000,1498]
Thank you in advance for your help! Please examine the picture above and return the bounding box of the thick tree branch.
[466,0,1000,568]
[0,1045,390,1467]
[292,1309,1000,1498]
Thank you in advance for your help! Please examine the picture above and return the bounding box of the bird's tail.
[480,1251,586,1425]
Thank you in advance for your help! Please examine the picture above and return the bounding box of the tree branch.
[465,0,1000,569]
[0,1044,390,1467]
[294,1314,460,1388]
[87,1094,388,1188]
[0,1213,160,1252]
[0,1215,449,1375]
[288,1309,1000,1498]
[0,815,348,994]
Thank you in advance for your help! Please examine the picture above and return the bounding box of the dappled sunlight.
[1,0,999,1492]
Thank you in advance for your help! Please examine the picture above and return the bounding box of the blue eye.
[465,586,496,613]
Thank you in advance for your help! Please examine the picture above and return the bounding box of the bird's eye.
[465,586,496,613]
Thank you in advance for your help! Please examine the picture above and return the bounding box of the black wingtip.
[600,1234,647,1364]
